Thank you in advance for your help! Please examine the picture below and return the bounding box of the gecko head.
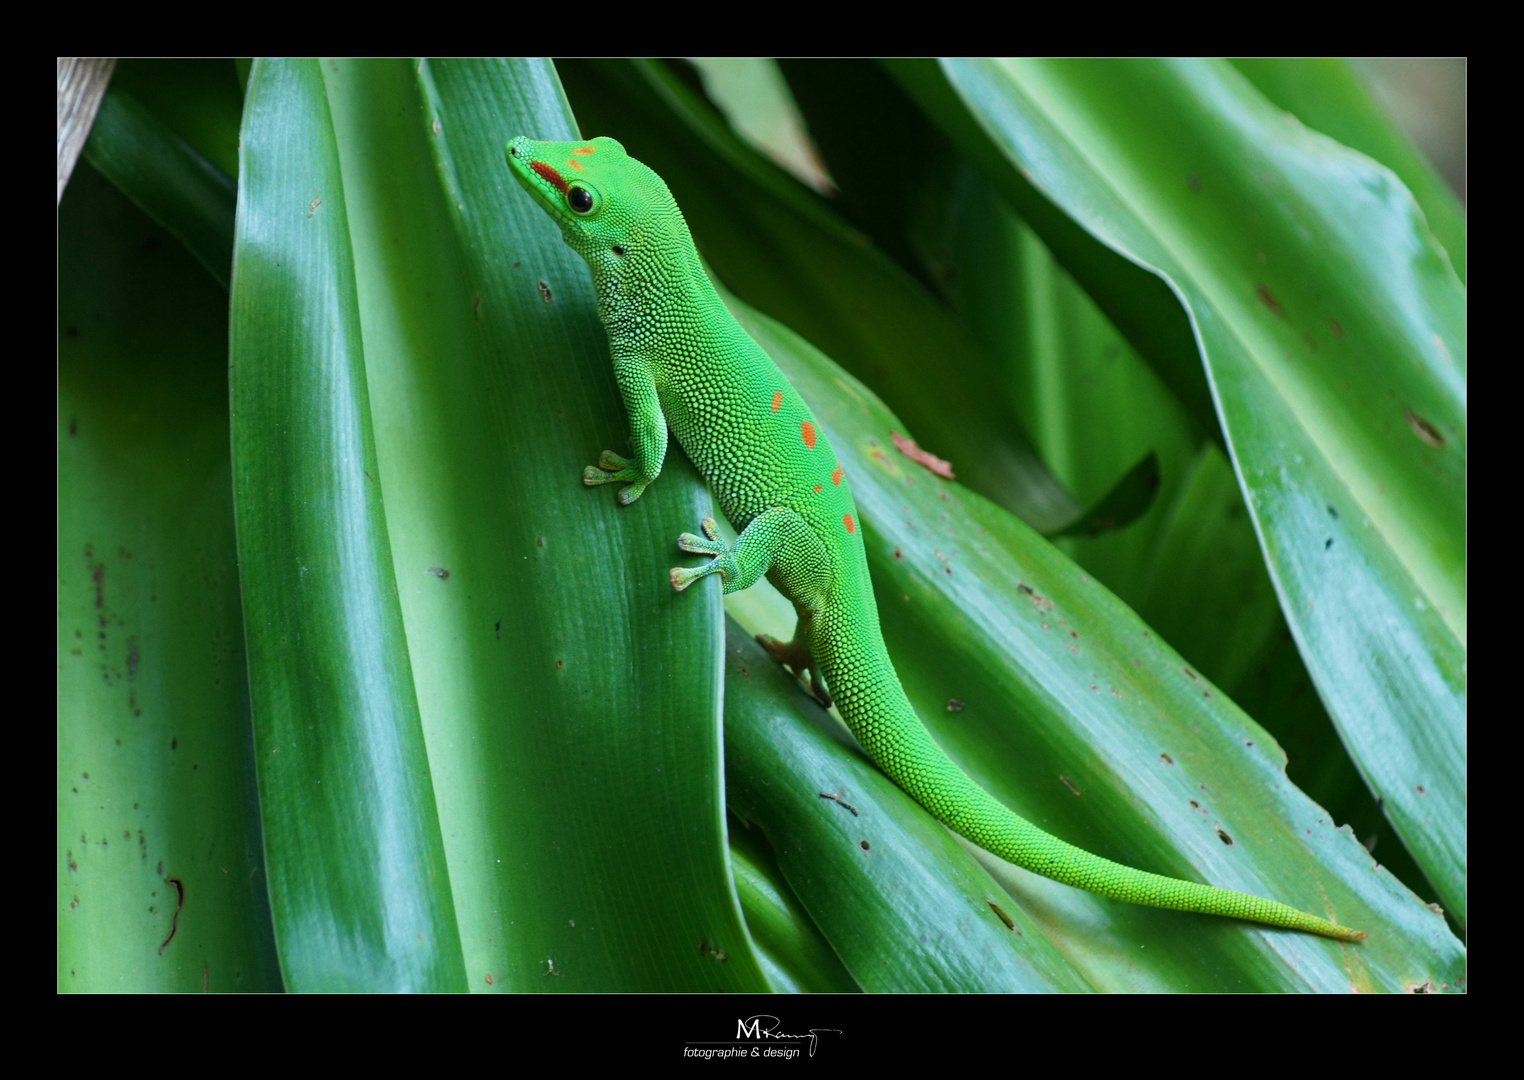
[506,136,677,263]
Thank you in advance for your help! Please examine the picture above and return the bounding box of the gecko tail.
[828,656,1366,942]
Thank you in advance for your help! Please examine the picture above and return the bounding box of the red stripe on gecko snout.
[843,513,856,534]
[531,161,569,194]
[801,420,817,448]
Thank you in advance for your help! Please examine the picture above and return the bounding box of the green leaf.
[59,163,281,992]
[235,58,766,991]
[726,808,859,993]
[726,622,1090,992]
[83,84,236,288]
[231,58,465,992]
[1046,451,1160,540]
[1228,59,1465,283]
[892,58,1465,925]
[721,289,1462,991]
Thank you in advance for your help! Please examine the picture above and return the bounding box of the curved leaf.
[320,58,767,991]
[893,57,1465,925]
[232,58,464,991]
[726,622,1091,992]
[721,289,1462,991]
[59,164,280,992]
[1228,58,1465,282]
[83,84,236,287]
[727,809,859,993]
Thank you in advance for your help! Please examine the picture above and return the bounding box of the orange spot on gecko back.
[530,161,569,194]
[770,390,782,413]
[571,145,596,155]
[801,420,817,448]
[843,513,856,534]
[831,465,844,486]
[813,484,822,493]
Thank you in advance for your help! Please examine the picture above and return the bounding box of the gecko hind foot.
[757,633,833,708]
[677,517,727,556]
[671,519,734,591]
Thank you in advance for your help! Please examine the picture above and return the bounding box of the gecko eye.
[568,186,594,213]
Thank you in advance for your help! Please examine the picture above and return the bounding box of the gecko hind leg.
[757,632,833,709]
[670,518,734,591]
[669,507,825,601]
[670,511,832,705]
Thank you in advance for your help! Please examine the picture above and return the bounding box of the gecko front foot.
[583,450,649,504]
[670,517,736,591]
[757,633,833,709]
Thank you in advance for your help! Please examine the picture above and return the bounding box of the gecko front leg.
[584,354,666,505]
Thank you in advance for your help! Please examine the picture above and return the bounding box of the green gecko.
[506,134,1366,943]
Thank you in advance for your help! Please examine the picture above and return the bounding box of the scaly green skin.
[506,135,1366,943]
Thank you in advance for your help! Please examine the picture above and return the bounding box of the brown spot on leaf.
[1404,408,1445,448]
[159,877,185,954]
[1255,285,1282,315]
[987,899,1016,930]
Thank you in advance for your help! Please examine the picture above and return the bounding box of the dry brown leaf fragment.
[890,430,955,479]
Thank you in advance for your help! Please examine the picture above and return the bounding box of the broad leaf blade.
[725,623,1092,992]
[59,164,280,992]
[894,57,1465,925]
[1228,58,1465,282]
[83,85,236,288]
[231,59,464,991]
[323,57,767,991]
[723,290,1463,991]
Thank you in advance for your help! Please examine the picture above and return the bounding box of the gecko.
[506,134,1365,943]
